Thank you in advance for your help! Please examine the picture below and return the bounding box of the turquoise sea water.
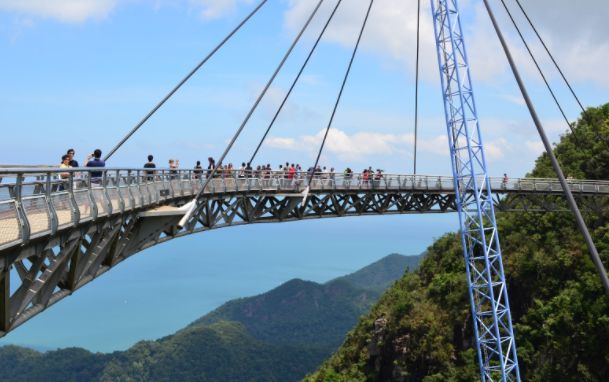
[0,214,456,352]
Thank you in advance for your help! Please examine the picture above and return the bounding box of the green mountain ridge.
[100,321,325,382]
[0,253,423,381]
[335,253,423,293]
[189,253,422,350]
[306,105,609,381]
[191,278,379,349]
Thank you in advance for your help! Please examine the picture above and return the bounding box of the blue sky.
[1,0,609,351]
[2,0,607,176]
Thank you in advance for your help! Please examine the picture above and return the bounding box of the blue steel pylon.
[429,1,521,381]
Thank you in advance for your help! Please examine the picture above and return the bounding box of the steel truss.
[2,185,601,336]
[0,190,452,335]
[430,0,521,380]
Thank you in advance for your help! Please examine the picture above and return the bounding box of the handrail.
[1,167,609,184]
[1,168,608,247]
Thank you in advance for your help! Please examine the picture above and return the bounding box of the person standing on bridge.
[207,157,215,178]
[288,164,296,180]
[374,169,383,188]
[226,163,234,178]
[66,149,79,167]
[344,167,352,179]
[59,155,71,178]
[144,155,156,181]
[344,168,352,187]
[58,154,71,191]
[362,169,370,188]
[85,149,105,183]
[169,159,179,180]
[194,161,203,179]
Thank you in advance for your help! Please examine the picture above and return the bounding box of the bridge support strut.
[0,265,9,332]
[430,1,521,381]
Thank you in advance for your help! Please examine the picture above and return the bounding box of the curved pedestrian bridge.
[0,167,608,335]
[1,168,608,249]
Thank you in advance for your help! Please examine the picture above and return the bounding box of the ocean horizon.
[0,213,456,353]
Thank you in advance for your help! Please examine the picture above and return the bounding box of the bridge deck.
[0,168,608,335]
[1,169,608,250]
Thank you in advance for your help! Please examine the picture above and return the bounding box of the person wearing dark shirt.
[169,159,179,180]
[144,155,156,180]
[193,160,203,179]
[207,157,215,178]
[67,148,79,167]
[86,149,106,182]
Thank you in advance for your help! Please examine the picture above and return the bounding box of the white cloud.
[418,135,447,156]
[266,136,298,150]
[265,128,507,169]
[283,0,609,88]
[283,0,439,81]
[499,94,526,106]
[0,0,257,23]
[266,129,422,161]
[190,0,253,20]
[484,138,509,161]
[525,140,545,155]
[302,129,411,161]
[0,0,118,23]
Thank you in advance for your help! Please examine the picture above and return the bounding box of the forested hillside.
[0,254,422,381]
[307,105,609,382]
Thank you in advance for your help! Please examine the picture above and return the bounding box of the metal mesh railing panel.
[22,196,50,235]
[51,192,73,227]
[131,185,143,208]
[170,179,182,197]
[120,187,132,211]
[145,183,156,204]
[92,188,108,217]
[155,182,167,201]
[212,178,225,192]
[181,180,194,196]
[74,189,92,221]
[224,178,237,192]
[0,201,20,245]
[107,187,121,213]
[192,179,202,194]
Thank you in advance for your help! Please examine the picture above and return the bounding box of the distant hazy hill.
[0,253,423,382]
[335,253,423,293]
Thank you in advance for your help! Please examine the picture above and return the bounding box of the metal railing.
[1,167,609,248]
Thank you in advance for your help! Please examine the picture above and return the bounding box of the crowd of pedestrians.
[56,148,387,186]
[57,148,105,181]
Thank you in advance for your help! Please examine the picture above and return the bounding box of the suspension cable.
[502,0,605,145]
[103,0,269,161]
[482,0,609,301]
[308,0,374,185]
[249,0,344,164]
[498,0,574,133]
[178,0,325,229]
[513,0,586,113]
[413,0,421,175]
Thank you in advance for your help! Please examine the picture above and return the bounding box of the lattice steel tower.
[430,0,521,380]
